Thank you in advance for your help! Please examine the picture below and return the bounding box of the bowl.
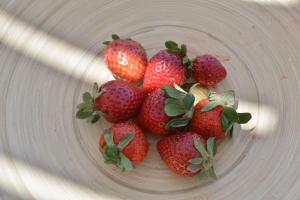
[0,0,299,199]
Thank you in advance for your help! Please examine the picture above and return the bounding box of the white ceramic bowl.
[0,0,300,199]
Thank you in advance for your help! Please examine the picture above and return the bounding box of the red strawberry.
[143,41,187,93]
[157,132,217,179]
[99,123,149,170]
[103,34,147,84]
[76,80,146,123]
[192,55,227,86]
[189,99,225,139]
[189,91,252,139]
[138,89,177,135]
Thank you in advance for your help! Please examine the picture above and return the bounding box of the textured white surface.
[0,0,300,199]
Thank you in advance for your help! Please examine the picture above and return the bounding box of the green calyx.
[165,40,187,55]
[221,107,252,137]
[187,138,217,181]
[164,40,193,78]
[162,83,196,128]
[103,34,131,45]
[201,90,252,137]
[101,130,135,171]
[76,82,102,123]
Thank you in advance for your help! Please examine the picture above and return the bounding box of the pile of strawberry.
[76,34,252,181]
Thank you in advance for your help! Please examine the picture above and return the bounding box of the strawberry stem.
[103,34,132,45]
[102,130,135,171]
[187,138,217,181]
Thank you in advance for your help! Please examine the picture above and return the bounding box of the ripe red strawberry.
[143,41,187,93]
[189,99,225,139]
[157,132,217,179]
[76,80,146,123]
[189,91,252,139]
[99,123,149,170]
[103,34,147,84]
[192,55,227,86]
[137,89,177,135]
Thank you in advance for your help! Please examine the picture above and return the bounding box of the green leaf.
[237,112,252,124]
[165,98,180,105]
[221,90,235,106]
[76,102,88,109]
[186,66,192,79]
[197,167,217,181]
[91,115,100,123]
[112,34,120,40]
[105,146,119,159]
[187,164,202,173]
[86,114,100,123]
[183,93,195,110]
[161,85,185,99]
[197,170,208,181]
[225,123,234,136]
[201,100,222,112]
[206,167,217,180]
[118,133,134,150]
[165,40,179,52]
[120,153,135,170]
[83,92,93,103]
[181,44,187,56]
[207,138,217,156]
[221,114,230,130]
[223,107,238,122]
[189,157,203,165]
[103,41,111,45]
[76,109,93,119]
[104,130,114,147]
[173,83,187,94]
[164,101,186,117]
[194,140,208,159]
[183,56,190,64]
[165,117,191,128]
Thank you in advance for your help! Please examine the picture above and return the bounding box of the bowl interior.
[0,0,300,200]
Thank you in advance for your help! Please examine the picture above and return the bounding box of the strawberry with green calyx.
[103,34,147,84]
[76,80,146,123]
[162,83,196,129]
[143,40,188,93]
[189,90,252,139]
[99,123,149,170]
[157,132,217,180]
